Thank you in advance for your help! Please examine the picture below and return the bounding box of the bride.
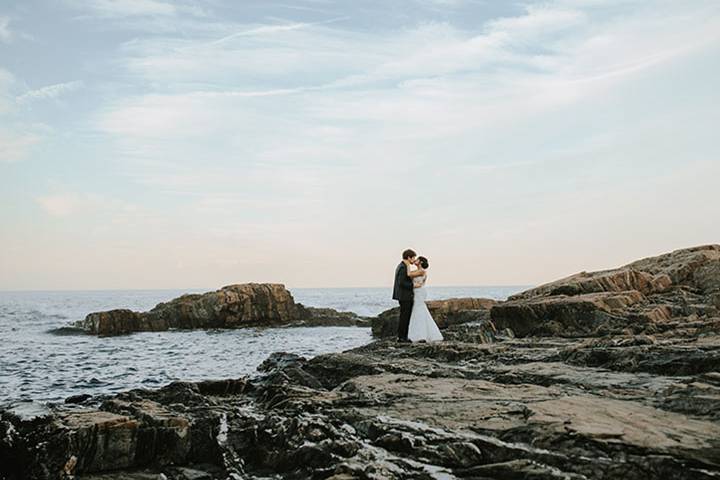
[407,256,443,343]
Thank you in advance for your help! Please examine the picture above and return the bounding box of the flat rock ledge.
[73,283,369,335]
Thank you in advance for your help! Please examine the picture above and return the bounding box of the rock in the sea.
[81,309,144,336]
[298,306,371,327]
[371,297,497,337]
[75,283,367,335]
[492,245,720,337]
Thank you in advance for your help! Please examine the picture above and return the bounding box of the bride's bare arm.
[408,268,425,278]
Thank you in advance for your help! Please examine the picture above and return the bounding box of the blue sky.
[1,0,719,290]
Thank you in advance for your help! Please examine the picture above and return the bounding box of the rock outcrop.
[4,245,720,479]
[371,297,497,338]
[75,284,369,335]
[492,245,720,337]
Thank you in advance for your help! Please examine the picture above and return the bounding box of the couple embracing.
[392,249,444,343]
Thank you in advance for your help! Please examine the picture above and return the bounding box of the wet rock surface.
[3,333,720,480]
[74,284,368,335]
[3,245,720,479]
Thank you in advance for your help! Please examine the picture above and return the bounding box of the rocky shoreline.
[2,245,720,479]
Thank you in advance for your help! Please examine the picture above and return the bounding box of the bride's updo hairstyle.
[418,256,429,269]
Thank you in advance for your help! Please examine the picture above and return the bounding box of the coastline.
[2,245,720,479]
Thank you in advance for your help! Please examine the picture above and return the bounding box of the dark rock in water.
[371,297,497,338]
[257,352,306,372]
[296,305,371,327]
[5,245,720,479]
[65,394,93,404]
[73,283,368,335]
[492,244,720,337]
[46,325,89,335]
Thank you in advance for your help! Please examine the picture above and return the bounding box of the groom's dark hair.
[402,249,417,259]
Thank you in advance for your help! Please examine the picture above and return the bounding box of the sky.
[0,0,719,290]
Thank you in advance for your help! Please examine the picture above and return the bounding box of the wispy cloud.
[0,68,15,113]
[0,16,11,43]
[0,130,41,163]
[68,0,178,17]
[209,16,350,44]
[16,80,83,104]
[100,0,720,146]
[34,190,153,221]
[35,192,80,216]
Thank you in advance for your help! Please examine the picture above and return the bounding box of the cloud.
[0,130,41,163]
[209,17,349,45]
[113,1,720,96]
[0,68,15,113]
[3,0,720,289]
[0,16,11,43]
[84,0,720,252]
[35,193,80,216]
[69,0,177,17]
[94,0,720,184]
[16,80,83,103]
[0,71,51,162]
[34,191,150,220]
[64,0,210,21]
[486,5,586,41]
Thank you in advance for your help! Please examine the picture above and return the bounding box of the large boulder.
[492,245,720,337]
[75,284,366,335]
[141,283,300,330]
[371,298,497,338]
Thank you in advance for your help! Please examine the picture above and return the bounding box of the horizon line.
[0,284,535,294]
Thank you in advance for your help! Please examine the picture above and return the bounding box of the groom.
[393,249,416,342]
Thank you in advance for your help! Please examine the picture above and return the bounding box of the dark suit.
[392,261,414,340]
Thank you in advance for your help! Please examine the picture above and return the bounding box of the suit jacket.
[392,261,414,302]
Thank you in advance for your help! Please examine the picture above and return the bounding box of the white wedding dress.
[407,274,443,343]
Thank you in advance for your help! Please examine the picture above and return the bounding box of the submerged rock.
[74,284,368,335]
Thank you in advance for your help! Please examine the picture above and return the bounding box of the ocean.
[0,286,525,403]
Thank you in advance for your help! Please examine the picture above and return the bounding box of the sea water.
[0,286,524,403]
